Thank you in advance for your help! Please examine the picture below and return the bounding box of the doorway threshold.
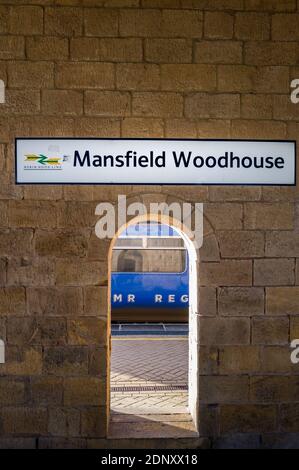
[108,411,198,439]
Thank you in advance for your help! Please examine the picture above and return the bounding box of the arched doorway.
[107,214,199,434]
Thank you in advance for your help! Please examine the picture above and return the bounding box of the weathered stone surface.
[38,317,67,345]
[9,201,57,228]
[122,118,164,138]
[290,317,299,339]
[2,407,47,435]
[55,260,107,286]
[195,40,242,64]
[266,287,299,315]
[67,318,106,346]
[199,346,218,374]
[254,258,295,286]
[261,346,295,373]
[56,62,114,89]
[9,6,43,35]
[29,377,63,406]
[71,37,142,62]
[43,346,89,376]
[0,36,24,60]
[0,347,42,376]
[64,377,106,406]
[203,203,242,230]
[7,317,39,346]
[0,378,25,405]
[117,64,160,91]
[218,287,264,316]
[213,433,260,449]
[42,90,83,116]
[27,287,83,316]
[279,404,299,432]
[0,438,36,449]
[27,37,68,60]
[0,287,25,315]
[0,258,6,286]
[200,234,220,261]
[45,7,83,36]
[7,258,55,287]
[266,231,299,257]
[38,437,87,449]
[89,347,107,376]
[262,433,299,450]
[200,260,252,286]
[252,317,289,345]
[185,93,240,119]
[84,8,118,37]
[220,404,277,433]
[81,407,106,437]
[8,62,53,88]
[48,407,80,437]
[219,346,260,373]
[200,317,250,345]
[83,286,107,316]
[205,12,233,39]
[0,318,5,340]
[35,230,88,257]
[161,64,216,92]
[199,376,249,403]
[85,91,131,117]
[244,203,294,230]
[218,231,264,258]
[133,92,183,118]
[145,38,192,63]
[198,287,217,316]
[57,202,96,228]
[235,12,270,40]
[209,186,261,201]
[250,376,299,402]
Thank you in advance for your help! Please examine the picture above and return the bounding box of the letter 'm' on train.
[111,223,189,323]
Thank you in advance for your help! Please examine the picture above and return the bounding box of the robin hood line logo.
[24,153,63,170]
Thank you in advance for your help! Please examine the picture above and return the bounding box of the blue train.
[111,222,189,323]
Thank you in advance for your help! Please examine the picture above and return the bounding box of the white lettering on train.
[113,294,122,302]
[114,293,189,303]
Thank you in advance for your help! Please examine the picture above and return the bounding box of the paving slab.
[111,332,188,415]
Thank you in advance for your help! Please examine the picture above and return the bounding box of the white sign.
[15,138,296,185]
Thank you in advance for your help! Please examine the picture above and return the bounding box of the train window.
[113,249,143,272]
[112,249,186,273]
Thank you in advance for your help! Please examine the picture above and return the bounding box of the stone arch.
[105,197,221,433]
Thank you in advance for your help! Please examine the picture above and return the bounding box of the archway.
[106,213,199,434]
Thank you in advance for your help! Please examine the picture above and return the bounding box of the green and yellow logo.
[25,154,61,166]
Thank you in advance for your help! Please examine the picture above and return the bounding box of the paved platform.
[110,325,188,415]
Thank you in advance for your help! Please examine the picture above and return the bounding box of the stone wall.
[0,0,299,449]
